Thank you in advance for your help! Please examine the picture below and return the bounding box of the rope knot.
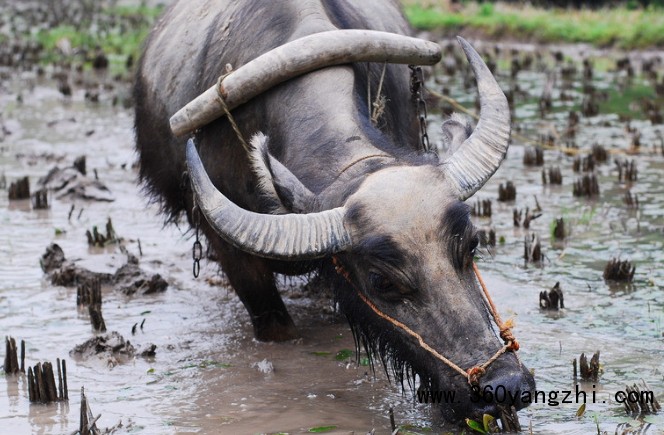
[507,340,520,352]
[467,366,486,385]
[499,318,519,351]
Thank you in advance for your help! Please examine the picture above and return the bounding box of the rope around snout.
[332,257,519,385]
[473,263,519,352]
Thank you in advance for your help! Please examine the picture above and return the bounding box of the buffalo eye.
[369,271,395,292]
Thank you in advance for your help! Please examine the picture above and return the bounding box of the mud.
[39,163,115,202]
[40,243,166,297]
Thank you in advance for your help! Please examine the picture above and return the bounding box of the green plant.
[25,4,163,69]
[308,426,337,433]
[402,2,664,49]
[626,0,640,10]
[465,414,496,433]
[334,349,354,360]
[479,2,494,17]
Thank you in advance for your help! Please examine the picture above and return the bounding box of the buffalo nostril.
[431,363,535,422]
[479,369,536,411]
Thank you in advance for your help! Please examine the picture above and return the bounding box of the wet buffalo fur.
[329,264,421,390]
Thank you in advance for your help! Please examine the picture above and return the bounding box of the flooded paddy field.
[1,4,663,435]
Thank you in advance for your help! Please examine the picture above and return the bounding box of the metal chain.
[409,65,430,152]
[186,136,203,279]
[191,194,203,278]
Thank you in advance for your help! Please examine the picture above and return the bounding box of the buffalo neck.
[262,65,417,210]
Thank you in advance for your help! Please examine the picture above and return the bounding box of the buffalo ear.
[249,132,316,214]
[440,112,472,157]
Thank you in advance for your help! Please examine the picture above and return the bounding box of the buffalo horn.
[441,37,511,200]
[186,140,352,260]
[170,29,442,137]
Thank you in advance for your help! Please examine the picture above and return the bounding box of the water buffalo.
[134,0,535,422]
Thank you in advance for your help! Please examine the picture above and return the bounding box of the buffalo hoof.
[253,312,299,342]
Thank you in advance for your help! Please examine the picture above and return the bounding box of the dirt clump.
[40,244,168,295]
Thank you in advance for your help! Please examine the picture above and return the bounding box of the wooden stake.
[4,336,20,374]
[20,339,25,372]
[27,359,68,403]
[34,363,45,403]
[8,176,30,200]
[43,362,58,402]
[79,387,99,435]
[88,304,107,332]
[499,405,521,432]
[27,367,35,402]
[80,387,89,435]
[57,358,64,401]
[62,359,68,401]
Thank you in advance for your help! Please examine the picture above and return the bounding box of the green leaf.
[147,368,155,374]
[140,310,152,315]
[359,357,370,366]
[199,360,231,368]
[334,349,354,361]
[308,425,337,433]
[576,403,586,417]
[310,351,332,357]
[482,414,495,431]
[465,418,487,434]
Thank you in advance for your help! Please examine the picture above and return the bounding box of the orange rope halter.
[332,257,519,385]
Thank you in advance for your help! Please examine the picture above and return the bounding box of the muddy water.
[1,44,663,435]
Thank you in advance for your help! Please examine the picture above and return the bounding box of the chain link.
[192,195,202,278]
[409,65,430,152]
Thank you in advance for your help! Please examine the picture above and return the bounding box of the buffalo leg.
[206,232,298,342]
